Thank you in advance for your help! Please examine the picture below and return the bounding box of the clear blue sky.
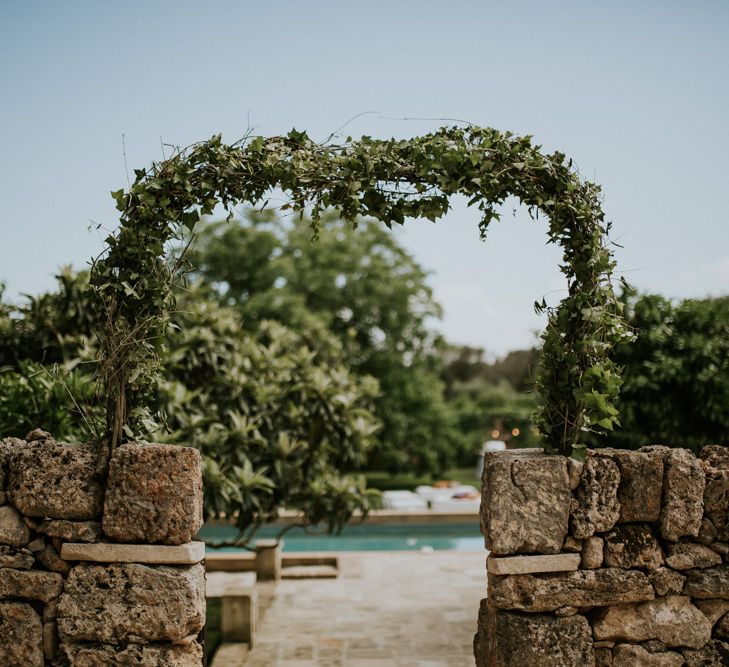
[1,1,727,355]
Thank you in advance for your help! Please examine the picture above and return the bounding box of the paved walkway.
[243,551,485,667]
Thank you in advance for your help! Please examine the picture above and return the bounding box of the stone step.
[282,564,339,579]
[211,642,250,667]
[60,541,205,565]
[206,571,258,598]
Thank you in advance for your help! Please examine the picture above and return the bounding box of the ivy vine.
[91,125,632,457]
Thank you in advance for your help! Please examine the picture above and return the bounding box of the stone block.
[594,647,612,667]
[487,553,580,575]
[0,545,34,569]
[255,539,282,580]
[666,542,722,570]
[62,641,203,666]
[489,567,654,612]
[43,620,58,661]
[593,448,663,523]
[700,445,729,469]
[648,567,685,596]
[39,519,103,543]
[58,562,205,643]
[603,524,663,570]
[702,462,729,542]
[0,437,23,492]
[698,517,719,544]
[222,588,258,644]
[612,644,683,666]
[567,457,583,490]
[581,536,604,569]
[683,564,729,599]
[0,505,30,546]
[481,450,570,555]
[6,437,104,519]
[102,443,203,545]
[681,639,729,666]
[592,595,711,649]
[0,601,44,667]
[571,455,620,538]
[694,598,729,626]
[0,567,63,602]
[61,541,205,565]
[37,542,72,575]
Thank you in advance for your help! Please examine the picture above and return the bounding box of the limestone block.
[563,536,583,552]
[666,542,722,570]
[0,567,63,602]
[695,599,729,626]
[58,562,205,643]
[567,457,583,490]
[7,437,104,519]
[0,545,34,569]
[62,642,203,666]
[481,450,570,555]
[648,567,685,596]
[482,609,594,666]
[581,536,604,569]
[61,541,205,565]
[0,601,44,667]
[702,464,729,542]
[592,595,711,648]
[39,519,103,543]
[612,644,683,667]
[0,437,23,492]
[700,445,729,469]
[102,443,203,545]
[0,505,30,546]
[489,568,654,612]
[681,639,729,666]
[603,524,663,570]
[487,553,580,575]
[683,564,729,599]
[36,542,72,575]
[593,448,664,523]
[571,455,620,539]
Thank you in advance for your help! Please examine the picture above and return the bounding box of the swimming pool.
[200,521,483,552]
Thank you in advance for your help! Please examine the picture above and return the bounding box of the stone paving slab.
[241,551,484,667]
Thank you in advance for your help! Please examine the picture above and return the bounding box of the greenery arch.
[92,125,631,457]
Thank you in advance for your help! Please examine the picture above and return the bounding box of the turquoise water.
[200,521,483,552]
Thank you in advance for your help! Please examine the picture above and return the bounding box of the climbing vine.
[91,125,632,457]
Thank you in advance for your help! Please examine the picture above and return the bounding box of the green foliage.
[92,125,629,457]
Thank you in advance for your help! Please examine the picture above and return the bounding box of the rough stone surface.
[695,598,729,626]
[581,536,604,569]
[567,457,584,490]
[36,542,72,575]
[702,463,729,542]
[611,644,683,667]
[0,437,23,491]
[103,443,204,545]
[39,519,103,543]
[58,562,205,643]
[481,450,570,555]
[487,553,580,575]
[604,524,663,570]
[594,448,664,523]
[0,504,30,546]
[483,608,594,666]
[563,536,583,553]
[43,620,58,660]
[683,564,729,599]
[715,611,729,639]
[682,639,729,666]
[698,517,719,545]
[666,542,722,570]
[7,437,104,519]
[592,595,711,648]
[649,567,686,596]
[594,647,612,667]
[571,455,621,539]
[489,568,654,612]
[62,642,203,666]
[0,545,34,569]
[0,567,63,601]
[701,445,729,469]
[0,601,44,667]
[61,540,205,565]
[653,447,705,541]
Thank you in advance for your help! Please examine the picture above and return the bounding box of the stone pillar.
[255,539,281,581]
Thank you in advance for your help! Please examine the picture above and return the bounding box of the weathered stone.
[43,621,58,660]
[642,640,668,652]
[479,607,594,666]
[481,450,571,555]
[712,541,729,558]
[487,553,580,575]
[581,536,604,569]
[62,641,203,666]
[7,437,104,519]
[594,647,613,667]
[0,545,34,569]
[0,504,30,546]
[0,437,23,492]
[27,536,45,553]
[490,568,654,612]
[682,640,729,666]
[700,445,729,469]
[652,447,705,541]
[648,567,685,596]
[23,515,39,530]
[61,540,205,565]
[567,457,584,490]
[43,599,58,622]
[0,491,6,505]
[0,567,63,601]
[683,564,729,599]
[0,602,44,667]
[554,605,579,616]
[715,611,729,640]
[694,598,729,627]
[25,428,51,442]
[103,443,203,545]
[698,517,719,544]
[36,543,72,575]
[563,536,583,552]
[666,542,722,569]
[593,448,664,523]
[604,524,663,570]
[612,644,683,667]
[592,595,711,648]
[58,562,205,643]
[702,464,729,542]
[39,519,103,543]
[571,455,620,538]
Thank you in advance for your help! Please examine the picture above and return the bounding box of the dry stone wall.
[0,430,205,666]
[475,446,729,667]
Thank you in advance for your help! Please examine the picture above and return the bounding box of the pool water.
[200,521,483,552]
